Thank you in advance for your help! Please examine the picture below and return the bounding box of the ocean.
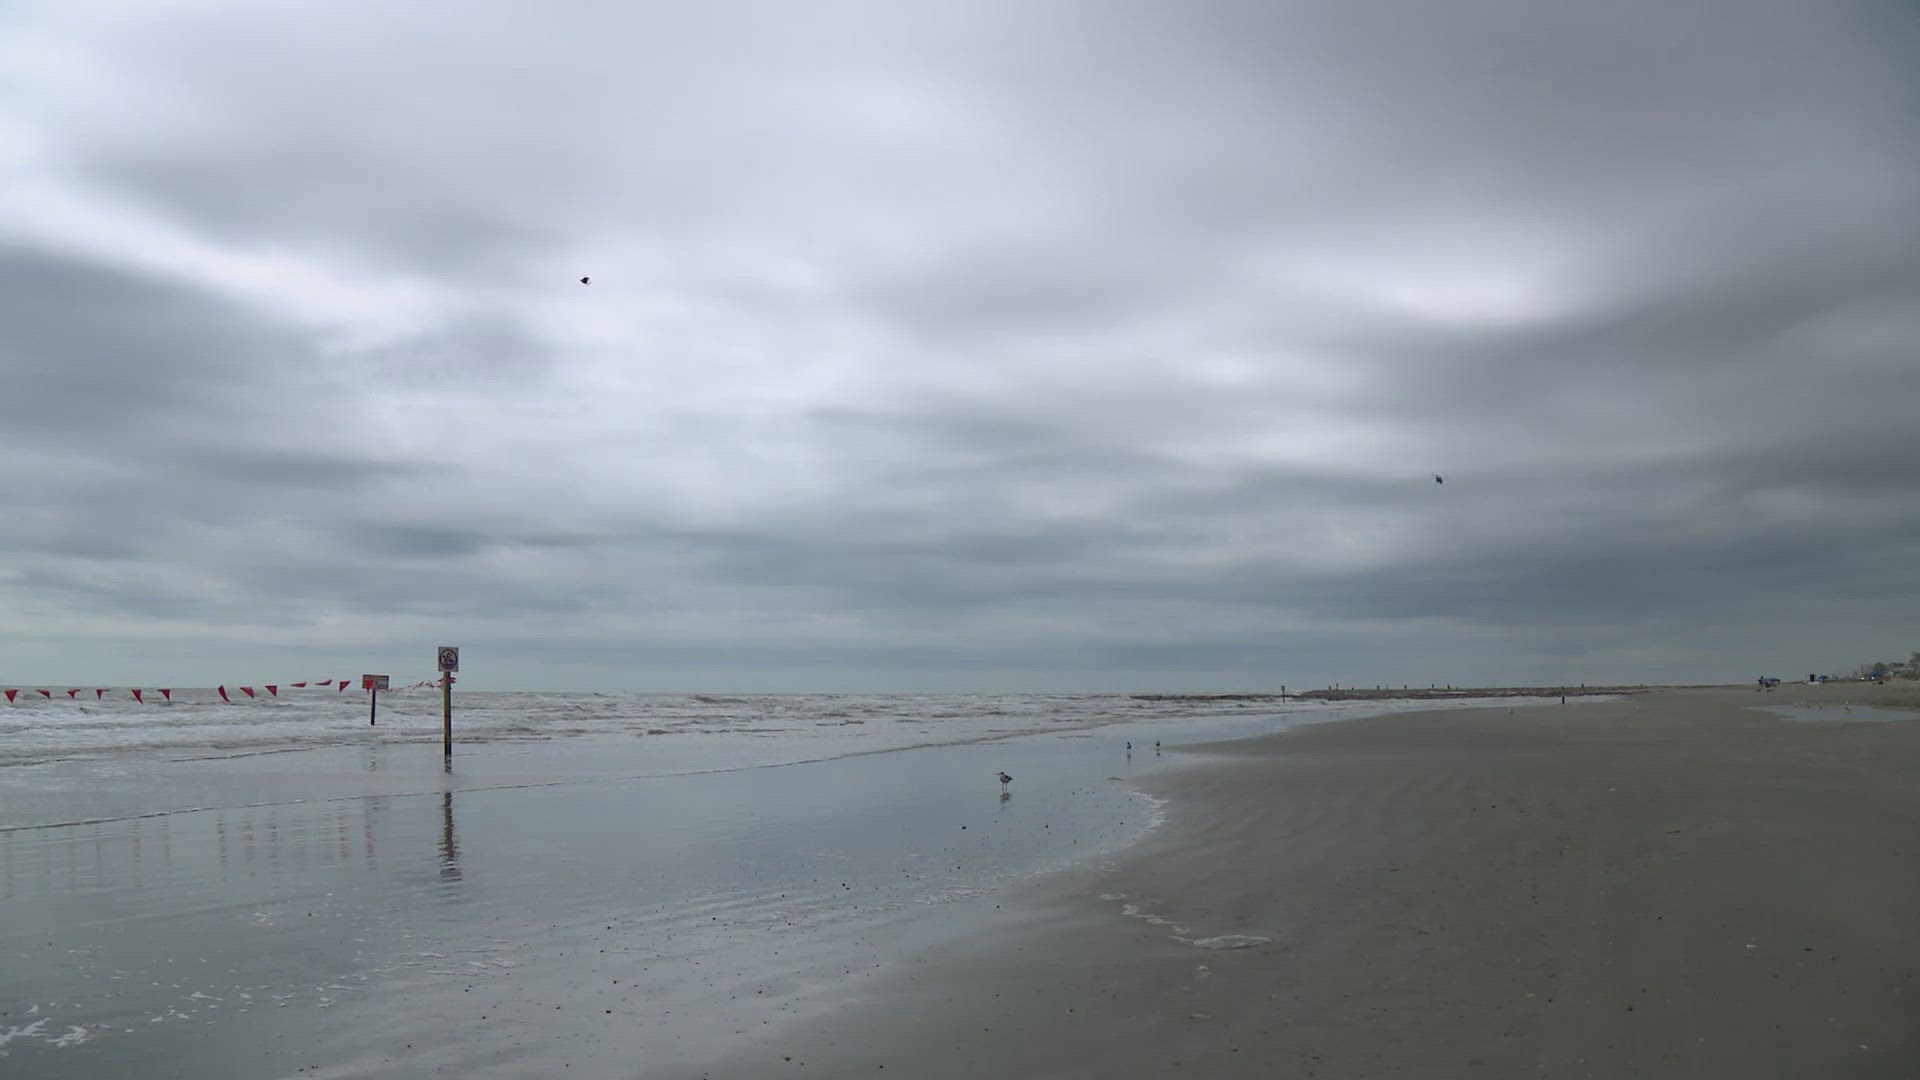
[0,689,1511,1076]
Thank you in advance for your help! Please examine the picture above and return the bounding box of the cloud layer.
[3,0,1916,688]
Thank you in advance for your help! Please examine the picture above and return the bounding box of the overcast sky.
[2,1,1916,691]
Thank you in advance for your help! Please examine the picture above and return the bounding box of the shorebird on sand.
[998,770,1013,791]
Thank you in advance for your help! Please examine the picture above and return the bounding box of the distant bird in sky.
[1434,475,1444,484]
[998,770,1013,791]
[579,276,590,285]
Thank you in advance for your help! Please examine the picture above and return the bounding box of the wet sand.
[669,685,1920,1078]
[1291,684,1654,701]
[0,736,1162,1077]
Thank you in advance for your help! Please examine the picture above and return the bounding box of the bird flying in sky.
[1434,475,1444,484]
[579,276,590,285]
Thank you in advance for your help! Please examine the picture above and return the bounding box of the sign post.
[438,647,459,759]
[362,674,389,725]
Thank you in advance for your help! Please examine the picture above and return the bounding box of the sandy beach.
[668,685,1920,1078]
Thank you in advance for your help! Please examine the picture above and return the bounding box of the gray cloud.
[0,250,263,431]
[0,0,1914,689]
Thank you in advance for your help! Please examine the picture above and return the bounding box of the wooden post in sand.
[438,647,459,759]
[363,674,388,725]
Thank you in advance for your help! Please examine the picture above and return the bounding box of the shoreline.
[664,685,1920,1078]
[1288,684,1656,701]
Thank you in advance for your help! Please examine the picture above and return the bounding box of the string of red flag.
[3,678,442,704]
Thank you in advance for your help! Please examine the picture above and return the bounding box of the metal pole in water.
[437,646,459,761]
[369,687,378,726]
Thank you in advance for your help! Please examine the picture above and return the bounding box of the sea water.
[0,691,1524,1076]
[1757,702,1918,724]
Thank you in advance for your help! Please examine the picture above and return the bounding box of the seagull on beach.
[998,770,1013,791]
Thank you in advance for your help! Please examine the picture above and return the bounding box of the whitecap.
[1189,934,1272,950]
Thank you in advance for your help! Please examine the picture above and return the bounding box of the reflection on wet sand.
[0,784,489,1072]
[4,795,401,897]
[365,795,382,868]
[2,730,1178,1077]
[0,790,485,930]
[439,789,461,883]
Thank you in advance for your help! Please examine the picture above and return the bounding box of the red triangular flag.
[4,689,15,703]
[218,685,231,703]
[159,688,172,701]
[292,681,307,688]
[131,689,144,703]
[265,684,278,697]
[67,688,80,698]
[317,679,333,687]
[241,686,255,698]
[96,688,106,699]
[338,679,348,692]
[38,689,51,698]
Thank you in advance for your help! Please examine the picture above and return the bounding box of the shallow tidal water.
[1758,702,1919,724]
[1,693,1527,1077]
